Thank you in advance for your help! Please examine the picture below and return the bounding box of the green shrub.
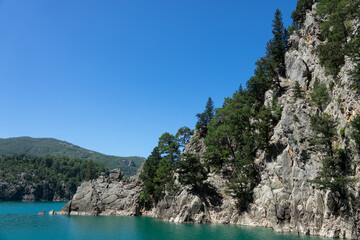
[311,80,329,111]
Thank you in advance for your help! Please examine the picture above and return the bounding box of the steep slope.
[59,2,360,239]
[0,137,145,176]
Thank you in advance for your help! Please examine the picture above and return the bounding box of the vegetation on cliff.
[138,0,360,215]
[292,0,359,87]
[139,9,287,211]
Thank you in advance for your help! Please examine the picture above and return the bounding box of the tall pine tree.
[196,97,215,137]
[266,9,288,81]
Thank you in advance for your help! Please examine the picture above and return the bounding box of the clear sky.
[0,0,297,158]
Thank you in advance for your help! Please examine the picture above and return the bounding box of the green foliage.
[196,97,215,137]
[0,154,106,201]
[311,149,355,199]
[200,10,287,210]
[291,0,314,27]
[317,0,360,78]
[0,137,145,176]
[177,154,207,190]
[340,124,347,137]
[254,104,282,151]
[158,132,180,163]
[300,149,310,162]
[204,122,234,170]
[139,147,162,207]
[310,79,329,112]
[310,113,337,154]
[246,57,273,106]
[204,89,254,170]
[175,126,194,148]
[318,42,345,77]
[246,9,288,105]
[203,87,280,211]
[85,160,95,181]
[310,113,354,199]
[292,81,303,99]
[266,9,288,79]
[139,132,180,206]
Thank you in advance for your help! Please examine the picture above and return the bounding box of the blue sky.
[0,0,297,158]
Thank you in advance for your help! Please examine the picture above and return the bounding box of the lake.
[0,202,328,240]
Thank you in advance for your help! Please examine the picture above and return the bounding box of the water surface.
[0,202,328,240]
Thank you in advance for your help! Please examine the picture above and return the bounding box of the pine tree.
[292,81,303,99]
[158,132,180,163]
[266,9,288,80]
[154,157,173,196]
[310,113,354,199]
[177,153,207,190]
[310,79,329,112]
[175,126,194,148]
[254,105,281,151]
[310,113,337,155]
[196,97,215,137]
[139,147,162,206]
[152,132,180,197]
[246,56,273,106]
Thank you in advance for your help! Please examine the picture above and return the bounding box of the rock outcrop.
[38,210,45,215]
[58,169,142,216]
[59,3,360,239]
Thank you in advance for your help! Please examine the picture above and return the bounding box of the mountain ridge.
[0,136,145,176]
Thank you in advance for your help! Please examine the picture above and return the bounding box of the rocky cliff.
[59,4,360,239]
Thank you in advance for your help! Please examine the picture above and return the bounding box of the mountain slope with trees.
[0,154,106,201]
[0,137,145,176]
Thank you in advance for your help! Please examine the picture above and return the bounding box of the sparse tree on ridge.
[175,126,194,148]
[196,97,215,137]
[266,9,288,82]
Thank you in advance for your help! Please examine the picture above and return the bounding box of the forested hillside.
[0,154,106,201]
[0,137,145,176]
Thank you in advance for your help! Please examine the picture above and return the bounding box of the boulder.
[38,210,45,215]
[109,168,123,182]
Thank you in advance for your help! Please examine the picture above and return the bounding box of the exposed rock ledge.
[58,164,359,239]
[59,168,142,216]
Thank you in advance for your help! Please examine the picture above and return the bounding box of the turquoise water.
[0,202,328,240]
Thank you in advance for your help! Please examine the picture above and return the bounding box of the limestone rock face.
[58,169,142,216]
[109,168,123,182]
[285,51,310,88]
[59,3,360,239]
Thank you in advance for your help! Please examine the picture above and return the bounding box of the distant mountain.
[0,137,145,176]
